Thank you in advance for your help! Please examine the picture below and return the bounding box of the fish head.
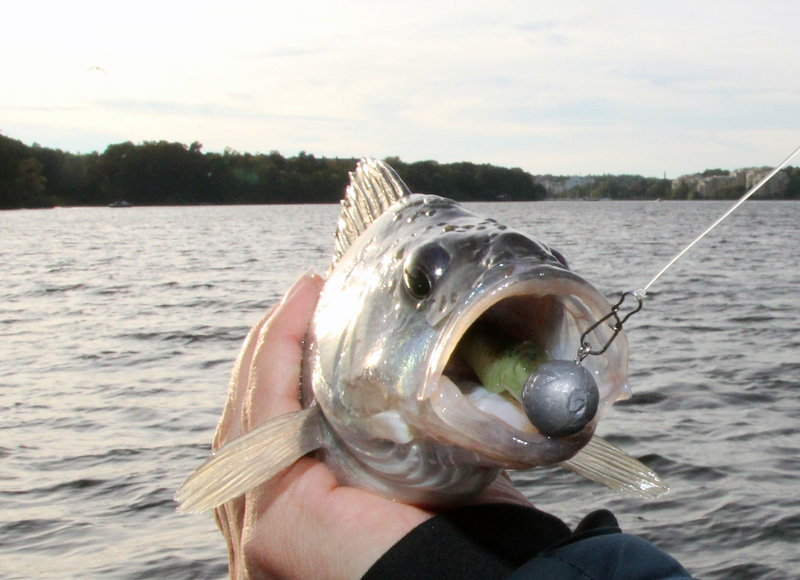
[304,160,631,503]
[419,218,631,466]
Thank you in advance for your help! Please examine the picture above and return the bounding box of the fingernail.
[282,268,320,303]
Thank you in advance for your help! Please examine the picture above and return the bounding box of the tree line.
[0,135,545,209]
[2,133,799,210]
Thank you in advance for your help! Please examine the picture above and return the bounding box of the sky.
[2,0,800,178]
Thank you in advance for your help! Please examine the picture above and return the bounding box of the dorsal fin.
[330,158,412,271]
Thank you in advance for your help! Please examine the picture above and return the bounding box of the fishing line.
[637,143,800,297]
[578,143,800,362]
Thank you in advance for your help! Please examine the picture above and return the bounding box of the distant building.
[672,167,789,198]
[534,175,596,198]
[743,167,789,196]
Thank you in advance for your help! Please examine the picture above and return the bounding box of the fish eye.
[403,244,451,300]
[404,267,432,299]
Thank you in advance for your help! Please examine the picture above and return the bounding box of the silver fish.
[177,159,666,513]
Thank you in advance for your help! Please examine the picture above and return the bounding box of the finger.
[213,307,276,450]
[211,309,282,577]
[244,272,324,430]
[212,272,322,578]
[213,500,246,577]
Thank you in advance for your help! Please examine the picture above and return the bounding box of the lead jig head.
[521,360,599,437]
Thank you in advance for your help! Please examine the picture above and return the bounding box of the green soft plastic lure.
[456,323,547,402]
[457,323,600,438]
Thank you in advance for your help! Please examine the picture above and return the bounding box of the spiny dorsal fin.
[331,159,412,272]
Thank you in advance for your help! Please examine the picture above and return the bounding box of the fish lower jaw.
[448,376,537,434]
[319,419,500,507]
[427,374,592,468]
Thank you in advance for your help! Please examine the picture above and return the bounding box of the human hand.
[212,272,532,580]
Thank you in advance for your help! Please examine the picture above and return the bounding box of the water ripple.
[1,202,798,579]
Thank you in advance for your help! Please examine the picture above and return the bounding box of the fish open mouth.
[442,293,568,433]
[425,267,629,466]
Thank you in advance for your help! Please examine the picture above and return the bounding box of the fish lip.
[421,262,629,465]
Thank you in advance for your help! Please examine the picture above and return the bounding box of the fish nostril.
[550,248,570,269]
[490,232,552,263]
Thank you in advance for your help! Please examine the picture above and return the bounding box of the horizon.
[3,1,799,179]
[5,131,791,180]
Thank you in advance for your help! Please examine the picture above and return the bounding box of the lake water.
[2,201,799,579]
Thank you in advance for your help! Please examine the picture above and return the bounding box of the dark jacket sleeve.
[360,503,571,580]
[361,505,698,580]
[506,527,697,580]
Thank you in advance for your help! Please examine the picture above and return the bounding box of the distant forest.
[2,133,799,209]
[0,134,546,209]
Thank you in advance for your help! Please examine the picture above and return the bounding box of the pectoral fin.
[560,436,669,499]
[176,406,324,514]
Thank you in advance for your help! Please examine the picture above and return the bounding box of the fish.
[176,158,667,513]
